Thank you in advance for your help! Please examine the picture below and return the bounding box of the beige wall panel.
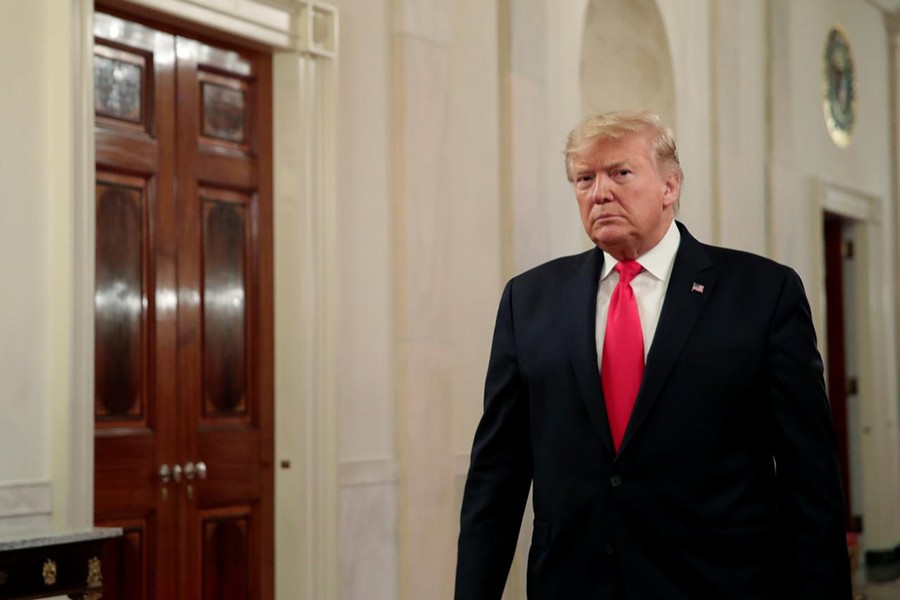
[334,0,395,463]
[0,0,51,486]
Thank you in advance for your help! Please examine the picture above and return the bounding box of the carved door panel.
[93,11,273,600]
[172,36,274,600]
[93,14,178,599]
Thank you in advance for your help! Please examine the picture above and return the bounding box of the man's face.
[571,133,680,260]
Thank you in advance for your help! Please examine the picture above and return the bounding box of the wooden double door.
[92,10,274,600]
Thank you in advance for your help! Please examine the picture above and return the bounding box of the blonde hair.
[564,110,683,192]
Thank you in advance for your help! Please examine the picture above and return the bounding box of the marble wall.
[0,0,88,536]
[769,0,900,556]
[339,463,398,600]
[0,0,52,499]
[580,0,676,131]
[333,0,504,594]
[333,0,900,597]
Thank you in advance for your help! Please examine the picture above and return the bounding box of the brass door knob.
[183,461,208,481]
[158,464,172,484]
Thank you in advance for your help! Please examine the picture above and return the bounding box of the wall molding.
[338,456,470,487]
[339,459,399,487]
[338,455,469,487]
[105,0,338,55]
[0,481,53,535]
[0,481,52,519]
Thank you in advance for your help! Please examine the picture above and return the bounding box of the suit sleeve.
[768,268,852,599]
[455,279,533,600]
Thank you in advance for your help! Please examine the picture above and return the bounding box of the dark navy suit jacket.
[455,222,851,599]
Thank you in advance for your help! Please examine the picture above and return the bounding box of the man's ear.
[662,171,681,208]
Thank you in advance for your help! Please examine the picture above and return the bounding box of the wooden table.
[0,528,121,599]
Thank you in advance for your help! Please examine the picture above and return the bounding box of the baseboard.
[338,459,399,487]
[0,481,52,534]
[865,545,900,583]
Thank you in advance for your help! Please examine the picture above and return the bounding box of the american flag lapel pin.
[691,282,705,294]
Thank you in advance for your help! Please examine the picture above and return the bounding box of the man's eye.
[616,169,632,177]
[576,175,593,185]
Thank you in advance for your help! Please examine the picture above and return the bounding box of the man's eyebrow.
[605,160,631,170]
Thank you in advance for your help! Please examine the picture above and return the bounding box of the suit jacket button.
[604,543,615,556]
[609,474,623,487]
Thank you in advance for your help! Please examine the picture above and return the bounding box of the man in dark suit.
[455,111,851,599]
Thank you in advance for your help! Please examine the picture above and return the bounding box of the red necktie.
[602,260,644,451]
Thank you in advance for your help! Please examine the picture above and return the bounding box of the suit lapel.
[617,222,715,455]
[562,247,616,454]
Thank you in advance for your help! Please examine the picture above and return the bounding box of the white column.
[391,1,456,597]
[270,7,341,600]
[391,0,503,598]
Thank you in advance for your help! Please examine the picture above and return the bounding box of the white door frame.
[811,178,900,554]
[69,1,340,597]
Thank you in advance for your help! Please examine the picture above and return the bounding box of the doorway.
[92,10,274,599]
[822,212,862,535]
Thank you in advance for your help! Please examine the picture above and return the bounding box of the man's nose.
[590,175,611,203]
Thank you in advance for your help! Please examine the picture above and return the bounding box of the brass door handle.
[183,461,207,481]
[158,464,172,484]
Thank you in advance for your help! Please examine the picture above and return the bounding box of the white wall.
[335,0,394,466]
[714,0,767,254]
[0,0,58,533]
[770,0,891,276]
[331,0,398,598]
[0,0,50,483]
[332,0,505,596]
[388,0,503,597]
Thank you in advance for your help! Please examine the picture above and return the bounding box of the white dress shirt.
[596,220,681,371]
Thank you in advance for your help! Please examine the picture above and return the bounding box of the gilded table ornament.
[823,25,855,147]
[87,556,103,587]
[42,558,57,585]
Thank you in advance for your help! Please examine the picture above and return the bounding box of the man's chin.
[591,229,636,258]
[591,227,626,249]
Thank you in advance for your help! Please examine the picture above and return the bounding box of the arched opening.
[580,0,676,129]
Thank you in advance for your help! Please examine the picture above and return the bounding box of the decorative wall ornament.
[823,25,856,147]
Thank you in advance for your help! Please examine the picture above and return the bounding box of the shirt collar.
[601,220,681,282]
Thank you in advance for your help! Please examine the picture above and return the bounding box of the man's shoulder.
[510,248,597,286]
[701,242,791,273]
[676,221,794,279]
[696,240,799,291]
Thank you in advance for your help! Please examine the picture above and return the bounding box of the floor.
[858,578,900,599]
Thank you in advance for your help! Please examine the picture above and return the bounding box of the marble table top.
[0,527,122,552]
